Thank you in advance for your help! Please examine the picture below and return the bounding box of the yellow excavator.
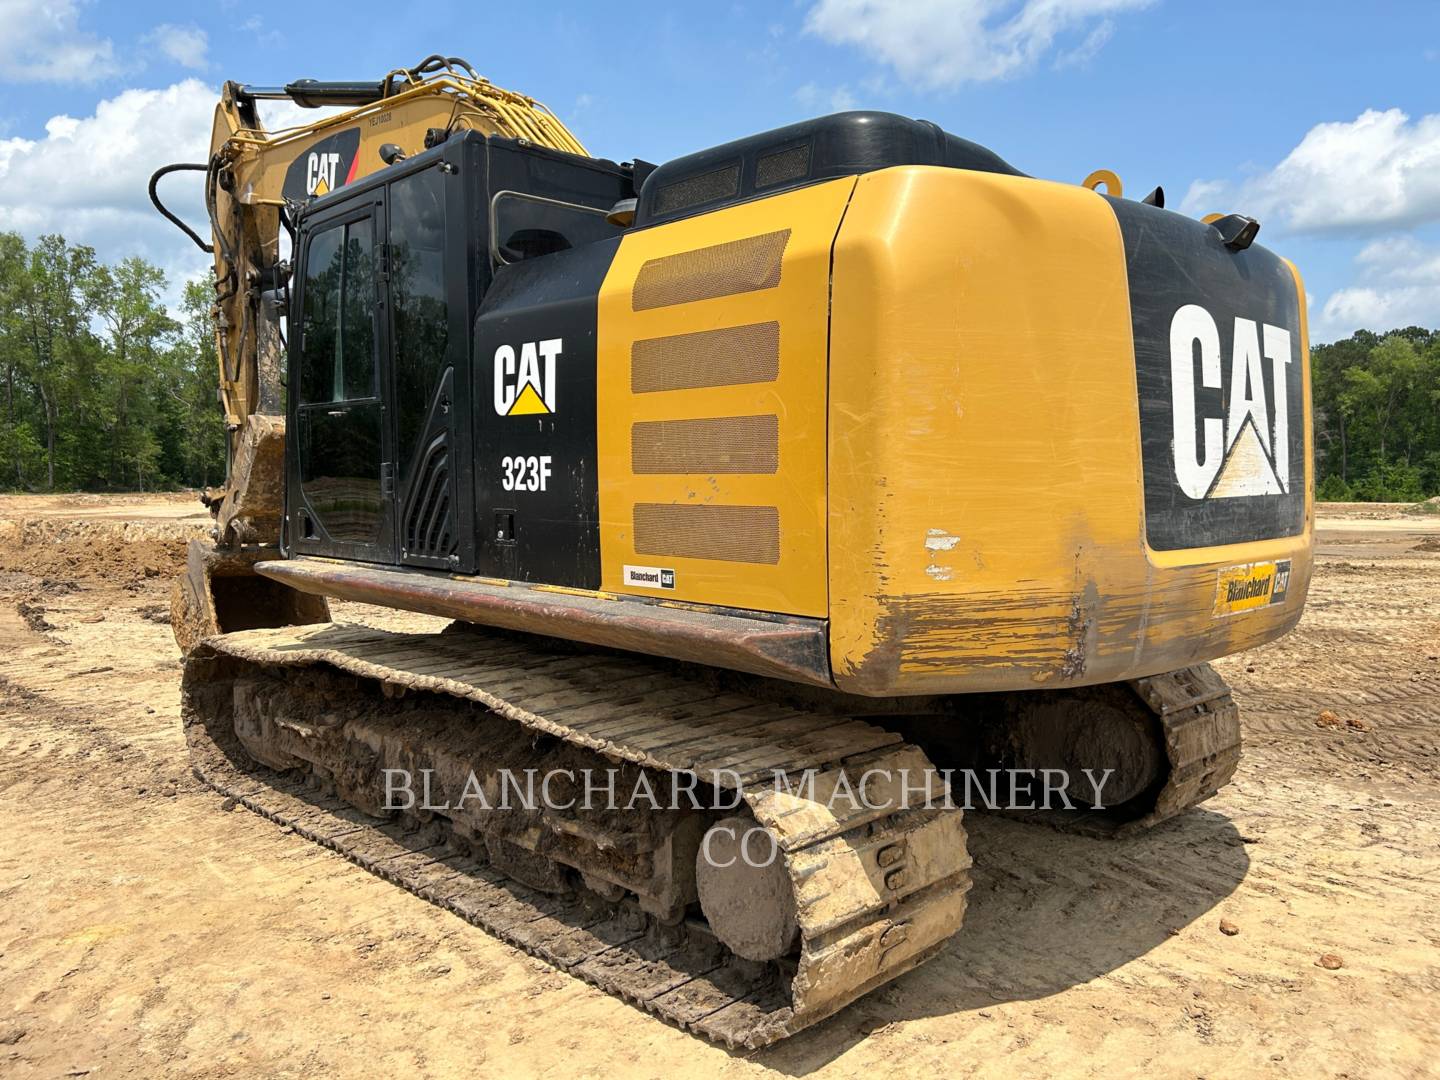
[151,55,1312,1047]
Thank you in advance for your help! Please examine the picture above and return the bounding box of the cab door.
[291,201,395,562]
[386,163,466,570]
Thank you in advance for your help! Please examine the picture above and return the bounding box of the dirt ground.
[1,492,1437,1079]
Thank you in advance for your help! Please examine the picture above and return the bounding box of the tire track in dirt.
[1,505,1438,1077]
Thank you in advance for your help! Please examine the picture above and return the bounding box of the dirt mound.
[0,516,202,589]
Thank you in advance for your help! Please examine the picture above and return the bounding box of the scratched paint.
[825,167,1313,696]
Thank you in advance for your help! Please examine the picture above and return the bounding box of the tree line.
[0,230,1437,501]
[1311,327,1440,501]
[0,232,224,492]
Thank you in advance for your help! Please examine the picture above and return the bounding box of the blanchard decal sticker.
[494,339,562,416]
[1213,559,1292,617]
[623,564,676,590]
[1170,305,1293,499]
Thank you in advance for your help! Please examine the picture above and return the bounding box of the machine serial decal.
[1213,559,1292,617]
[623,565,676,590]
[494,339,562,416]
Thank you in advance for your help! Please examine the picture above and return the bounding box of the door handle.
[326,408,349,417]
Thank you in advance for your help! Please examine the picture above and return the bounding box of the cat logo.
[307,151,342,196]
[494,339,562,416]
[280,129,360,204]
[1169,304,1293,500]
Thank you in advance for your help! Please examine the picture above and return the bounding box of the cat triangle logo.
[1208,414,1285,498]
[1169,304,1293,501]
[493,339,561,417]
[508,382,549,416]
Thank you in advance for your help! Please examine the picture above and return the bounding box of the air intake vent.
[634,503,780,564]
[632,230,790,311]
[632,321,780,393]
[400,369,457,565]
[632,415,779,474]
[756,144,810,188]
[653,163,741,217]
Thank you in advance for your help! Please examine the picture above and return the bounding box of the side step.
[257,557,831,687]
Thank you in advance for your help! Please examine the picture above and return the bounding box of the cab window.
[299,218,377,404]
[490,191,621,265]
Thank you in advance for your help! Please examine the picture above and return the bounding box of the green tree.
[92,257,177,489]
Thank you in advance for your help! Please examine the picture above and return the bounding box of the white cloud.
[803,0,1153,89]
[253,99,347,135]
[1182,109,1440,234]
[0,0,120,81]
[1183,108,1440,340]
[0,80,217,310]
[1054,17,1114,68]
[1313,236,1440,341]
[146,23,208,70]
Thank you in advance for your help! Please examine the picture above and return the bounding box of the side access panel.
[595,178,856,618]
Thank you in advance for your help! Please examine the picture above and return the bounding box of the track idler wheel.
[695,816,799,961]
[1004,685,1167,809]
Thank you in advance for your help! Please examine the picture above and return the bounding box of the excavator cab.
[285,132,631,578]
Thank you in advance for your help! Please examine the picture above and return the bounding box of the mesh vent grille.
[632,230,790,311]
[756,145,810,188]
[633,503,780,564]
[402,433,455,561]
[653,163,741,216]
[632,415,779,474]
[632,322,779,393]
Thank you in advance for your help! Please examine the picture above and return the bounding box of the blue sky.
[1,0,1437,342]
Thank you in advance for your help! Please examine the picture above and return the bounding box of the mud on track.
[0,494,1437,1078]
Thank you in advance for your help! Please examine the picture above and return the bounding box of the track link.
[182,622,972,1048]
[1125,662,1243,831]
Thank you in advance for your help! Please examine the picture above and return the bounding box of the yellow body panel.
[595,178,856,616]
[827,167,1312,695]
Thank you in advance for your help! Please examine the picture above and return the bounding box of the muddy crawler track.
[182,623,973,1048]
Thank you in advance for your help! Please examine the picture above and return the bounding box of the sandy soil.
[1,496,1437,1079]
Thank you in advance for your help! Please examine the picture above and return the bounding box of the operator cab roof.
[635,110,1024,228]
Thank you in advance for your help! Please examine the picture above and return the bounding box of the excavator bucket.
[170,538,330,655]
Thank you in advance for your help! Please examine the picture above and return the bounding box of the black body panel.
[473,237,619,589]
[1109,198,1306,551]
[636,110,1023,226]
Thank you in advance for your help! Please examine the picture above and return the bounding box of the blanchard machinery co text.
[382,766,1117,815]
